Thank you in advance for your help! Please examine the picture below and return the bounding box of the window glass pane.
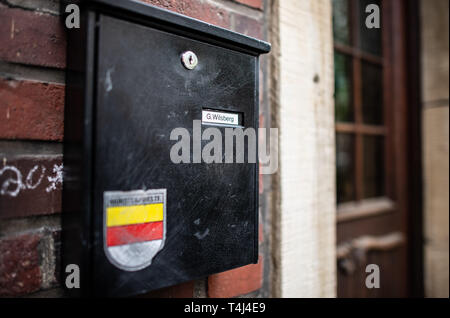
[363,135,385,198]
[335,52,354,122]
[358,0,382,56]
[361,61,383,124]
[336,133,356,203]
[333,0,350,45]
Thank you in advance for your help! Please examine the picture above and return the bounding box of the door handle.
[337,232,405,275]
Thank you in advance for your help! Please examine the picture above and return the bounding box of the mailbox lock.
[181,51,198,70]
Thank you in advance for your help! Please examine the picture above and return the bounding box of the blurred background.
[0,0,448,298]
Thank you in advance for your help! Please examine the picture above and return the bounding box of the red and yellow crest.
[103,189,166,271]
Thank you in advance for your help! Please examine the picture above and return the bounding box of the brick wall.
[0,0,272,298]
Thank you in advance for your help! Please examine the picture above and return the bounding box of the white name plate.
[202,110,240,126]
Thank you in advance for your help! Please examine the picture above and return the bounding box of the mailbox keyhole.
[181,51,198,70]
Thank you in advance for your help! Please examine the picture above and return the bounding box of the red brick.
[259,68,265,104]
[233,13,263,39]
[0,156,62,219]
[0,233,41,296]
[52,230,61,286]
[233,0,263,10]
[0,5,66,69]
[139,0,230,28]
[259,220,263,243]
[208,255,263,298]
[0,78,64,141]
[259,113,264,129]
[258,159,262,194]
[141,280,195,298]
[259,114,264,195]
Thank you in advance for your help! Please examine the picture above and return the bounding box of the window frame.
[334,0,396,221]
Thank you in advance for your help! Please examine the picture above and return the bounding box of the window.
[333,0,392,219]
[333,0,414,297]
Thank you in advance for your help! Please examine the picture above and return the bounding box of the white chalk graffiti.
[0,165,23,197]
[46,164,63,193]
[26,165,46,190]
[0,163,63,197]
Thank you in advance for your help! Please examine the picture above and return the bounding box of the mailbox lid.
[88,0,271,56]
[91,14,260,296]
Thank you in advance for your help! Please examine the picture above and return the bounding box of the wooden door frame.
[404,0,424,298]
[335,0,424,297]
[380,0,423,297]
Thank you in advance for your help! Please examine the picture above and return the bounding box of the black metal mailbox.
[62,0,270,297]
